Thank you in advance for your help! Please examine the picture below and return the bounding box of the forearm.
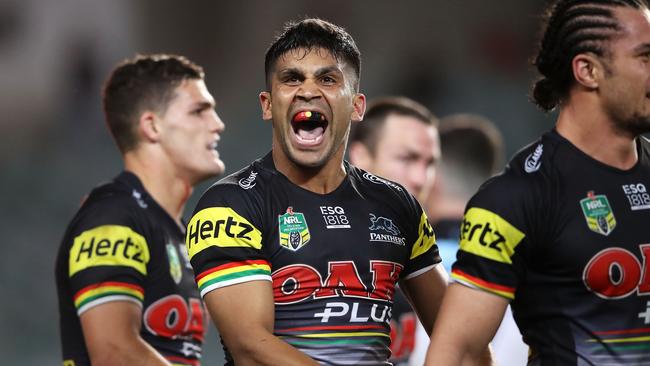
[426,344,490,366]
[227,330,318,366]
[88,337,171,366]
[402,265,448,335]
[203,282,319,366]
[81,302,172,366]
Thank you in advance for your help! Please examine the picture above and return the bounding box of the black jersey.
[452,130,650,365]
[55,172,205,366]
[186,153,439,365]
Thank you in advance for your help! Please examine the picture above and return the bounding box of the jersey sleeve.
[186,184,271,298]
[451,174,538,300]
[402,195,441,280]
[66,197,150,315]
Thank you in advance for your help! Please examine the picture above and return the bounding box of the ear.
[259,91,273,121]
[138,111,161,143]
[350,93,366,123]
[348,141,373,170]
[572,53,601,89]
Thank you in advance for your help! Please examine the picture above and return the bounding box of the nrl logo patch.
[580,191,616,236]
[278,207,311,251]
[166,242,183,284]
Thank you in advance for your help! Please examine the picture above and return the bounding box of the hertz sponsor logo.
[186,207,262,258]
[410,212,436,259]
[69,225,150,276]
[459,207,524,264]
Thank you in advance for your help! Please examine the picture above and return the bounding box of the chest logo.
[622,183,650,211]
[369,214,405,246]
[166,242,183,284]
[580,191,616,236]
[279,207,311,251]
[320,205,351,229]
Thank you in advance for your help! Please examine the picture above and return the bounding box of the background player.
[185,19,447,365]
[420,113,528,366]
[347,96,441,365]
[427,0,650,364]
[55,54,225,365]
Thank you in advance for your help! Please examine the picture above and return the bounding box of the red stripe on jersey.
[195,259,270,281]
[277,324,386,332]
[73,281,144,301]
[452,269,515,294]
[594,327,650,336]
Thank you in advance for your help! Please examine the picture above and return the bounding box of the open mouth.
[291,111,328,144]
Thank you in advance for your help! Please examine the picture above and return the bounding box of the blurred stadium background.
[0,0,553,364]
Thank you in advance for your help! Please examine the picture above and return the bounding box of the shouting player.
[186,19,447,365]
[56,54,225,366]
[427,0,650,364]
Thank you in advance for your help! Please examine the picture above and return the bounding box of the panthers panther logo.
[369,214,401,236]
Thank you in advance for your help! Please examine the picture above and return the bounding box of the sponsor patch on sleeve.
[186,207,262,259]
[410,212,436,259]
[459,207,525,264]
[69,225,150,277]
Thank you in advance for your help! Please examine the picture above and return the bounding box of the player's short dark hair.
[438,114,504,179]
[264,18,361,90]
[531,0,648,111]
[349,96,437,155]
[102,54,204,153]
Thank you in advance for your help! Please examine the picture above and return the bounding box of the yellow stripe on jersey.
[410,212,436,259]
[186,207,262,259]
[69,225,149,276]
[458,207,525,264]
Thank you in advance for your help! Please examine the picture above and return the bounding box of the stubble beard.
[603,88,650,137]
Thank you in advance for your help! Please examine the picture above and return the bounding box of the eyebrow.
[278,66,342,78]
[191,100,216,110]
[632,43,650,54]
[278,68,304,78]
[314,66,343,78]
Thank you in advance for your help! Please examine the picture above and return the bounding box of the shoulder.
[63,178,153,280]
[194,158,274,214]
[348,164,418,212]
[71,178,148,233]
[471,131,564,210]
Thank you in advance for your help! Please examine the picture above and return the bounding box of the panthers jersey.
[452,130,650,365]
[187,153,439,365]
[55,172,205,366]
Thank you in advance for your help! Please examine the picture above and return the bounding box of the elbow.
[88,346,122,366]
[226,329,276,363]
[88,340,139,366]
